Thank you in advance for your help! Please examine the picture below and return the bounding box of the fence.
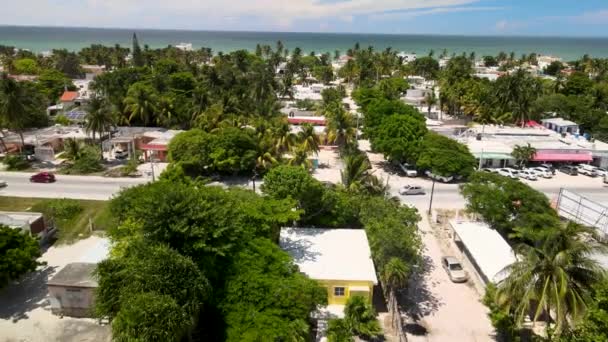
[556,188,608,239]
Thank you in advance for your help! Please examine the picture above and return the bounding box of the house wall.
[48,285,96,318]
[317,279,374,305]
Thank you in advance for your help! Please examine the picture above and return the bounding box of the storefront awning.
[532,152,592,162]
[473,152,515,160]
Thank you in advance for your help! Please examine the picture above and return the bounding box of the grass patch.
[0,197,115,244]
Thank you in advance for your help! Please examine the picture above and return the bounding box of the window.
[334,287,345,296]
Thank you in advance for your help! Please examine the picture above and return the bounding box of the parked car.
[576,164,599,177]
[30,172,56,183]
[497,168,519,179]
[592,166,608,178]
[518,170,538,181]
[540,163,556,175]
[399,185,425,196]
[114,150,129,160]
[529,167,553,179]
[605,174,608,184]
[398,163,418,177]
[481,168,498,173]
[441,256,468,283]
[0,179,7,187]
[559,165,579,176]
[425,170,453,183]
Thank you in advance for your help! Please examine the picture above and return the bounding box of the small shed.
[47,263,98,318]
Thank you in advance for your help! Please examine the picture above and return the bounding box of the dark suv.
[559,165,578,176]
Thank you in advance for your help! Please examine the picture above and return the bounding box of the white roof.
[542,118,578,126]
[449,220,516,283]
[280,228,378,284]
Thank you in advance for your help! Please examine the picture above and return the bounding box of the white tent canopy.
[450,220,517,284]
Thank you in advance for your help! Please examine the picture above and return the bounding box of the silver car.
[399,185,425,196]
[441,256,468,283]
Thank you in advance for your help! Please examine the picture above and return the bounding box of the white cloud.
[369,6,504,21]
[570,10,608,24]
[494,19,527,32]
[2,0,484,29]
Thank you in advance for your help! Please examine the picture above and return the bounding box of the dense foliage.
[0,225,42,288]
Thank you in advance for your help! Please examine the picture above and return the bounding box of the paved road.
[0,172,149,200]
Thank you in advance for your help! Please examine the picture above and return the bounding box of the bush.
[54,114,71,126]
[4,155,30,171]
[344,295,382,339]
[327,318,353,342]
[63,145,103,174]
[45,199,83,219]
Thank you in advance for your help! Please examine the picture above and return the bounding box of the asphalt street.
[0,172,149,200]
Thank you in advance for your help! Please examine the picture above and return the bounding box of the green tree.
[221,238,328,342]
[167,129,214,175]
[131,33,145,68]
[341,152,386,196]
[495,223,606,337]
[111,292,191,342]
[511,143,537,168]
[544,61,564,76]
[327,318,354,342]
[344,295,382,339]
[416,132,477,179]
[459,172,558,240]
[85,96,115,144]
[123,82,158,126]
[563,71,593,96]
[562,278,608,342]
[95,240,209,340]
[371,114,427,163]
[0,225,42,288]
[12,58,39,74]
[38,69,73,102]
[209,127,258,175]
[325,102,357,150]
[411,56,440,79]
[492,69,543,125]
[0,74,38,147]
[297,123,320,155]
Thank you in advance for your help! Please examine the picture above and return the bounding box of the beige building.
[47,263,99,318]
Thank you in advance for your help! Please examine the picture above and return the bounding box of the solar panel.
[65,111,87,121]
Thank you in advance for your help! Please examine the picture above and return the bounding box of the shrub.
[45,199,83,219]
[63,145,103,174]
[3,155,30,171]
[54,114,71,126]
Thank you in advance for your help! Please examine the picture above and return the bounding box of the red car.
[30,172,56,183]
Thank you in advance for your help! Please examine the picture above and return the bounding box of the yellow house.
[280,228,378,309]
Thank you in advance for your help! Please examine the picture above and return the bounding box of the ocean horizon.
[1,25,608,60]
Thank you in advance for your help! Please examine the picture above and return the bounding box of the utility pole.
[150,154,155,182]
[427,178,436,215]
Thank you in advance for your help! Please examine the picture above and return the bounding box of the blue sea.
[1,26,608,61]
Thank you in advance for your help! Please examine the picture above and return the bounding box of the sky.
[3,0,608,37]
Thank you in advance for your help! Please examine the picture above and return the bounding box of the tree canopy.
[0,225,42,288]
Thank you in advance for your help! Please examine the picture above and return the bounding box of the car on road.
[518,169,538,181]
[0,179,7,187]
[529,167,553,179]
[441,256,468,283]
[576,164,598,177]
[559,165,578,176]
[30,172,56,183]
[399,185,425,196]
[497,168,519,179]
[481,168,497,173]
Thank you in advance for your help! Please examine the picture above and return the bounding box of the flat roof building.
[449,220,516,284]
[280,228,377,314]
[47,263,98,318]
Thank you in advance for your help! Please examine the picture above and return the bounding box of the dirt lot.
[0,236,111,342]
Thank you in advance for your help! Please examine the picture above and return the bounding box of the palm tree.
[381,258,409,322]
[272,122,296,155]
[341,153,386,195]
[0,74,29,150]
[424,88,437,116]
[287,145,312,169]
[297,123,320,155]
[62,138,82,161]
[123,82,157,126]
[511,143,537,168]
[495,223,606,338]
[85,96,115,144]
[325,102,356,150]
[255,151,278,172]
